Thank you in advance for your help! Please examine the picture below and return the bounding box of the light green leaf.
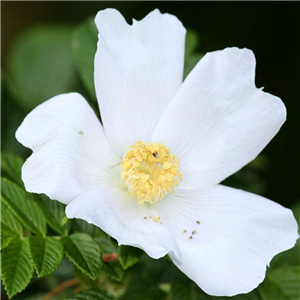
[118,245,143,270]
[27,236,64,277]
[185,29,200,58]
[65,288,117,300]
[72,17,98,100]
[7,25,77,112]
[1,177,47,236]
[37,194,69,235]
[1,236,14,250]
[1,152,24,186]
[183,53,203,79]
[1,239,34,299]
[62,233,102,279]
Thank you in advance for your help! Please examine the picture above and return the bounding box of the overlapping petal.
[16,93,119,204]
[94,9,186,155]
[152,48,286,190]
[66,187,181,261]
[153,185,298,296]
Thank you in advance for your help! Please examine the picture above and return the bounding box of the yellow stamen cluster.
[121,141,182,204]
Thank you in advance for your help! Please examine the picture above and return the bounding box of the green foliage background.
[1,2,300,300]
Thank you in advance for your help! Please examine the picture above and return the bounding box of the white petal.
[66,187,181,261]
[153,186,298,296]
[94,9,186,155]
[152,48,286,189]
[16,93,119,204]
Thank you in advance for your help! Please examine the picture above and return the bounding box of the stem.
[42,278,78,300]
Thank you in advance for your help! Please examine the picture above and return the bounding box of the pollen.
[121,141,182,204]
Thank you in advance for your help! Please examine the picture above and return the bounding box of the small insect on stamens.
[192,230,197,235]
[144,217,147,219]
[188,236,193,240]
[152,152,159,158]
[196,220,200,224]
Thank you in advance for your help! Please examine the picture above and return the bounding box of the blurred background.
[2,1,299,206]
[1,2,300,300]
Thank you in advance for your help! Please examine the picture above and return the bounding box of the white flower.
[16,8,298,296]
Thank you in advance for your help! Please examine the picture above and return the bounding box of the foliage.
[1,17,299,300]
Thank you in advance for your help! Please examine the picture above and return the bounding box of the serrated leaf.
[1,152,24,186]
[37,194,69,235]
[1,177,47,236]
[118,245,143,270]
[102,261,124,282]
[1,197,23,238]
[65,288,117,300]
[7,25,77,112]
[72,17,97,100]
[27,236,64,277]
[1,239,34,298]
[62,233,102,279]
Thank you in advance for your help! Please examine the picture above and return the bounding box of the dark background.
[2,1,300,206]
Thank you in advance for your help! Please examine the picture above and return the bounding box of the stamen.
[121,141,182,204]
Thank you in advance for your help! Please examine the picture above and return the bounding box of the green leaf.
[263,266,300,300]
[62,233,102,279]
[7,25,77,112]
[118,245,143,270]
[37,194,69,235]
[1,239,34,299]
[1,235,14,250]
[1,177,47,236]
[72,218,96,236]
[65,288,117,300]
[102,261,124,282]
[259,277,289,300]
[184,54,203,79]
[27,236,64,277]
[1,152,24,186]
[72,17,98,101]
[185,29,200,58]
[1,197,23,238]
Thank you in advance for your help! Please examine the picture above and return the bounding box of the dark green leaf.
[118,245,143,270]
[1,197,23,238]
[7,25,77,112]
[95,237,117,254]
[72,218,96,236]
[27,236,64,277]
[62,233,102,279]
[1,152,24,186]
[1,239,34,299]
[65,288,117,300]
[263,266,300,300]
[37,194,69,235]
[102,261,124,282]
[72,18,98,100]
[1,177,47,236]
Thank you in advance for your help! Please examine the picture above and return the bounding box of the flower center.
[121,141,182,204]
